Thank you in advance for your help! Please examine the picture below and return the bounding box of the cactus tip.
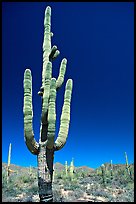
[25,68,31,72]
[63,58,67,64]
[47,61,52,66]
[45,6,51,15]
[51,77,56,82]
[67,78,73,87]
[24,69,31,76]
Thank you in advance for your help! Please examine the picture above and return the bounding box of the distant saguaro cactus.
[69,158,74,179]
[23,6,73,202]
[124,152,132,179]
[101,164,106,186]
[65,161,68,177]
[29,165,32,175]
[7,143,11,183]
[110,160,113,179]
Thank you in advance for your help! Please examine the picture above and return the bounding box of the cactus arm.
[46,78,56,149]
[23,69,39,155]
[52,50,60,61]
[56,58,67,90]
[49,45,57,61]
[54,79,73,150]
[8,143,11,167]
[49,45,60,61]
[42,6,52,88]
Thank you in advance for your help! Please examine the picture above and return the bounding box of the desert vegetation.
[2,161,134,202]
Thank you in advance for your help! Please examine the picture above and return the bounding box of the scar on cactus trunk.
[23,6,73,202]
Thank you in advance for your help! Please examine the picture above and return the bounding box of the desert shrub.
[27,185,39,194]
[22,196,33,202]
[92,189,110,198]
[68,188,84,199]
[125,182,134,190]
[5,179,17,197]
[55,172,63,180]
[108,190,134,202]
[19,174,35,184]
[63,178,80,191]
[53,188,63,202]
[2,171,7,188]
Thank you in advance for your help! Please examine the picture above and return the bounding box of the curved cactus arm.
[54,79,73,150]
[49,45,60,61]
[42,6,52,88]
[23,69,39,155]
[46,78,56,149]
[49,45,57,61]
[56,58,67,90]
[52,50,60,61]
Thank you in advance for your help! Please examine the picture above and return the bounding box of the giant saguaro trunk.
[23,6,73,202]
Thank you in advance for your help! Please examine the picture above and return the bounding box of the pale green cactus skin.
[23,6,73,202]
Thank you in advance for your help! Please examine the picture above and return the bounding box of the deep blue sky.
[2,2,134,168]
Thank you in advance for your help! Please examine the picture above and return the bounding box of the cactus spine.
[23,6,73,202]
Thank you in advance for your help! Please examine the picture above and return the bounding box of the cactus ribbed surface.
[23,6,73,202]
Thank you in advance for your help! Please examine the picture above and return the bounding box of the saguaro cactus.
[7,143,11,183]
[23,6,73,202]
[124,152,132,178]
[110,160,113,179]
[65,161,68,177]
[69,158,74,179]
[101,164,106,186]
